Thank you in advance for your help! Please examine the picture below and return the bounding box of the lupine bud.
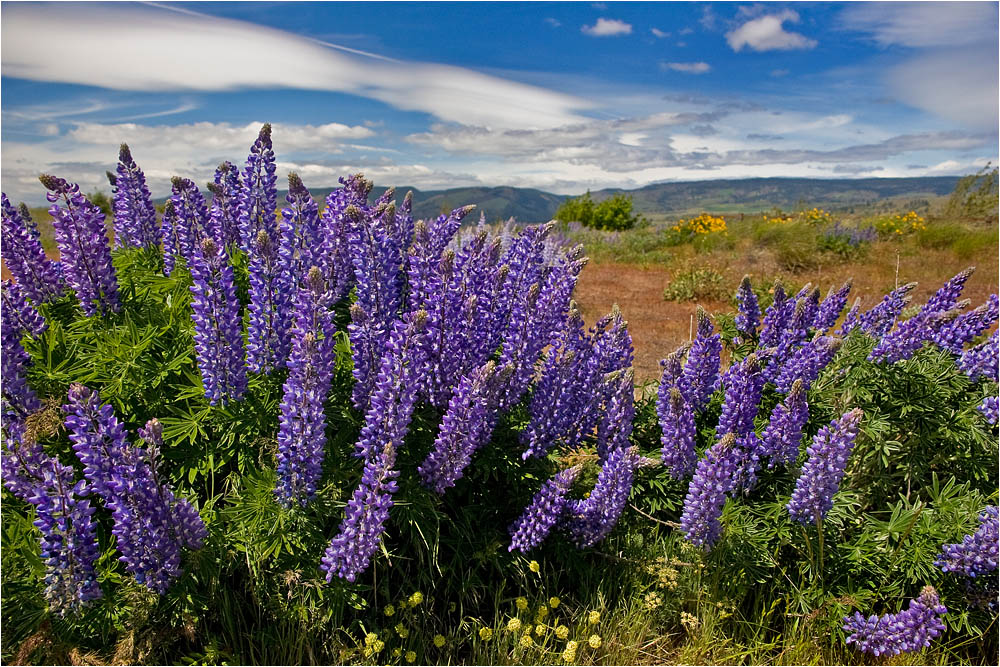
[936,506,998,578]
[761,379,809,467]
[1,193,64,302]
[759,282,792,347]
[857,282,917,338]
[508,466,581,553]
[716,353,765,440]
[207,161,244,250]
[838,297,862,335]
[659,387,697,479]
[239,123,278,254]
[773,336,842,393]
[814,279,852,332]
[279,173,322,285]
[843,586,947,657]
[958,331,998,382]
[735,275,760,337]
[188,238,247,405]
[787,408,863,524]
[933,294,998,354]
[322,311,429,582]
[922,267,975,315]
[564,443,639,547]
[275,268,337,506]
[247,229,294,373]
[110,144,159,249]
[679,433,738,549]
[679,307,721,411]
[658,344,689,393]
[169,176,210,262]
[0,437,102,614]
[39,174,120,316]
[316,174,371,303]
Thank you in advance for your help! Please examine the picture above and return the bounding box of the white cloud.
[581,18,633,37]
[1,2,589,130]
[726,10,817,52]
[651,27,669,39]
[662,62,712,74]
[887,48,998,131]
[840,2,997,47]
[544,17,561,28]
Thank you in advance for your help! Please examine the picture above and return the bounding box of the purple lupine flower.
[922,267,976,315]
[773,336,843,393]
[857,282,917,338]
[170,176,210,257]
[933,294,998,354]
[508,466,581,553]
[274,268,337,506]
[735,275,760,338]
[958,331,998,382]
[0,437,102,614]
[418,361,508,494]
[63,385,206,592]
[787,408,863,525]
[278,173,322,285]
[188,237,248,405]
[39,174,120,316]
[346,202,406,409]
[1,193,64,303]
[814,279,852,332]
[239,123,278,254]
[978,396,999,424]
[843,586,947,657]
[659,387,697,479]
[761,379,809,467]
[246,229,294,374]
[595,368,635,462]
[658,344,690,394]
[564,443,639,547]
[206,161,244,250]
[838,297,863,335]
[679,433,738,550]
[679,306,721,411]
[716,353,766,440]
[316,174,371,303]
[759,282,792,347]
[322,310,429,582]
[936,506,998,578]
[869,308,961,364]
[110,144,158,249]
[521,308,603,459]
[161,201,186,276]
[1,282,45,437]
[728,431,767,493]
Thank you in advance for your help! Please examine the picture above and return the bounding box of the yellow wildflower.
[562,641,578,662]
[371,640,384,654]
[433,634,446,648]
[393,648,402,658]
[519,634,533,648]
[395,624,409,639]
[588,610,601,625]
[363,647,373,658]
[384,603,395,617]
[365,633,378,646]
[529,560,540,573]
[507,617,522,632]
[479,627,493,641]
[535,624,545,637]
[536,605,549,619]
[405,650,417,663]
[516,597,528,611]
[409,591,423,606]
[549,596,561,609]
[588,634,602,649]
[555,625,569,639]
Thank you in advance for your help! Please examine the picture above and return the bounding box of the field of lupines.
[1,124,998,665]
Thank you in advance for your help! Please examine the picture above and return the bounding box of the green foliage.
[555,192,641,231]
[663,267,727,302]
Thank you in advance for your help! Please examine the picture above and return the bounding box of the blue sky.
[2,1,997,203]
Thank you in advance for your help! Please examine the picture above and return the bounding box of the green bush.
[555,192,641,231]
[663,268,727,302]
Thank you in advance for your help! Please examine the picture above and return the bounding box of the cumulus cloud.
[726,10,817,52]
[1,2,589,130]
[581,18,633,37]
[661,62,711,74]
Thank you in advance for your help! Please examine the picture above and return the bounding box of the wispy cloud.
[1,2,590,130]
[650,27,669,39]
[726,10,817,52]
[661,62,711,74]
[544,17,561,28]
[840,2,997,47]
[581,18,633,37]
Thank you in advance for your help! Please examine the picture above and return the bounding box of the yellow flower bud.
[516,597,528,611]
[588,634,602,649]
[519,634,533,648]
[478,627,493,641]
[529,560,540,573]
[507,617,522,632]
[409,591,423,606]
[433,634,446,648]
[588,610,600,625]
[405,650,416,663]
[555,625,569,639]
[384,604,395,617]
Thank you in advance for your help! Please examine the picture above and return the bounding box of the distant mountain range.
[305,176,961,222]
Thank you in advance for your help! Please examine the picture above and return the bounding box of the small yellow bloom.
[409,591,424,606]
[536,605,549,619]
[507,617,522,632]
[393,648,402,658]
[523,624,534,636]
[529,560,540,573]
[384,603,395,617]
[478,627,493,641]
[562,641,578,662]
[555,625,569,639]
[519,634,533,648]
[405,650,417,663]
[588,610,601,625]
[516,597,528,611]
[365,633,378,646]
[363,647,373,658]
[395,624,409,639]
[588,634,602,649]
[371,640,384,654]
[549,596,561,609]
[433,634,446,648]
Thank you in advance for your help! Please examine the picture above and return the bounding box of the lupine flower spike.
[679,433,738,549]
[1,193,64,303]
[110,144,159,249]
[843,586,947,657]
[787,408,863,524]
[735,275,760,339]
[659,387,697,479]
[509,466,581,553]
[239,123,278,253]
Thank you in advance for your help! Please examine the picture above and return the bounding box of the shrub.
[871,211,926,238]
[663,268,728,302]
[817,222,876,259]
[944,163,999,223]
[668,213,727,242]
[555,192,640,231]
